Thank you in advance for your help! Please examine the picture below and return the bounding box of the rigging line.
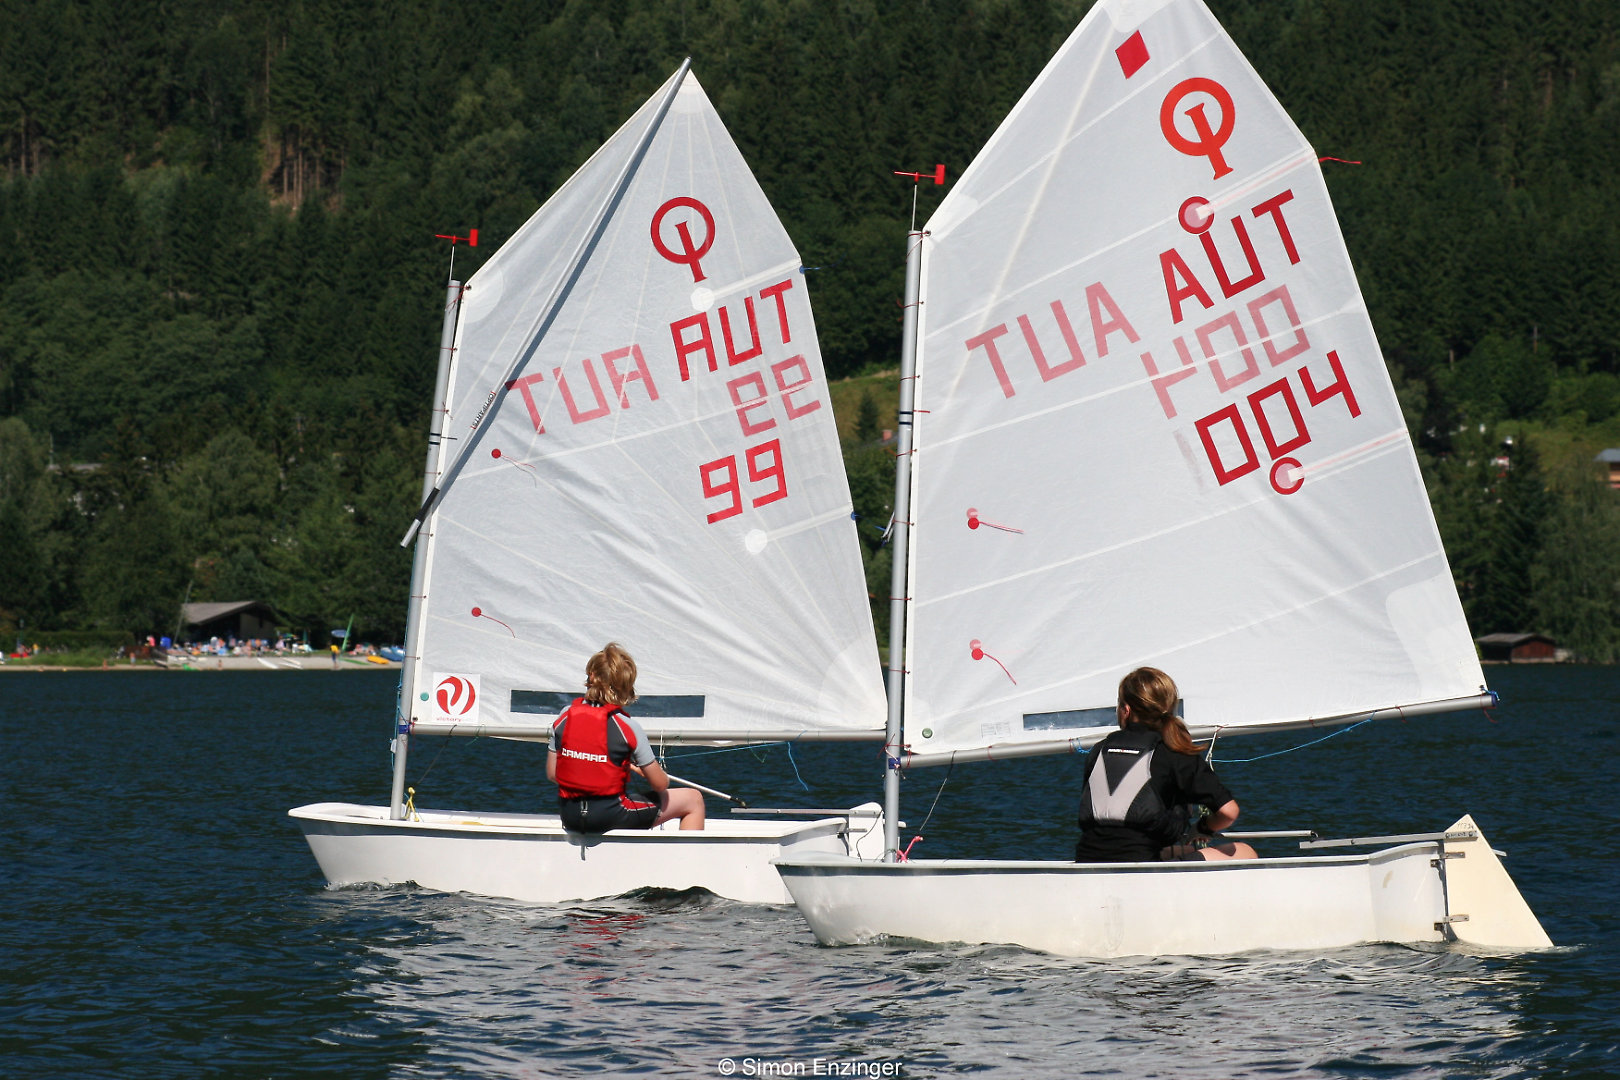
[1210,717,1375,764]
[411,721,466,787]
[664,741,791,759]
[908,760,955,844]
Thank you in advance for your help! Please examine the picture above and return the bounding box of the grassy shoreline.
[0,655,398,672]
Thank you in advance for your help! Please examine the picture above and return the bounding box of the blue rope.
[784,741,809,792]
[1211,717,1376,764]
[661,740,812,792]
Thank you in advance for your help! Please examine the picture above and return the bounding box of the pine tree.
[1534,463,1620,660]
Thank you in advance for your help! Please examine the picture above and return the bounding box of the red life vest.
[552,698,639,798]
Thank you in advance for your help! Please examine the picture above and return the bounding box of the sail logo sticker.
[1116,31,1150,79]
[432,673,481,722]
[651,196,716,283]
[1160,77,1236,180]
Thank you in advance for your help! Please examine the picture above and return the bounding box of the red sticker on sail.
[1116,31,1150,79]
[431,673,482,723]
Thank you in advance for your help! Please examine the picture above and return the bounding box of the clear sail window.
[511,691,707,718]
[1023,701,1184,731]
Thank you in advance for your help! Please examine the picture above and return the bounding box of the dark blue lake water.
[1,665,1614,1078]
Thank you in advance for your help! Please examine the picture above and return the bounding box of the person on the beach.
[1074,666,1256,863]
[547,643,705,833]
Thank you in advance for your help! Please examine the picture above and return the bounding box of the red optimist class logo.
[1160,76,1237,180]
[432,673,481,722]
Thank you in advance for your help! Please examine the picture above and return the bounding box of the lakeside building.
[1476,632,1560,663]
[180,601,281,643]
[1595,449,1620,489]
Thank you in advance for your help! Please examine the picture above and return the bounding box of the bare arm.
[1204,799,1240,832]
[546,751,557,783]
[634,761,671,792]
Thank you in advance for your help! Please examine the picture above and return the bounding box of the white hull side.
[777,818,1549,958]
[291,802,884,905]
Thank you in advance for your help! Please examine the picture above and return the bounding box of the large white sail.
[408,69,886,739]
[902,0,1484,757]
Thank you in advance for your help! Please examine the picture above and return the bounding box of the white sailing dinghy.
[775,0,1551,956]
[291,63,889,906]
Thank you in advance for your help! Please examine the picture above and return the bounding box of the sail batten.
[900,0,1484,757]
[915,497,1442,615]
[402,63,696,547]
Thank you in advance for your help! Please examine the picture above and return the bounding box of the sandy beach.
[1,654,401,673]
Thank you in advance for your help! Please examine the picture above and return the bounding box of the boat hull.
[291,802,884,905]
[775,815,1549,957]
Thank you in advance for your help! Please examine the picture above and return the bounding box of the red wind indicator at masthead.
[893,164,946,185]
[435,229,479,247]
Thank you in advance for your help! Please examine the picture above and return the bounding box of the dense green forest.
[3,0,1620,658]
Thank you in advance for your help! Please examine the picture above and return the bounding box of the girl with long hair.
[1074,667,1256,862]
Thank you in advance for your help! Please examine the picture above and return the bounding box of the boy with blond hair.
[547,643,705,832]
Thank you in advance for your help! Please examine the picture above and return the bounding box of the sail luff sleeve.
[400,58,695,548]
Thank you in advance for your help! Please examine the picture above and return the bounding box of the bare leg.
[652,788,706,831]
[1199,839,1257,860]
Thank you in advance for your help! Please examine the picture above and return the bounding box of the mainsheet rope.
[1208,696,1495,765]
[660,740,811,792]
[1208,716,1377,764]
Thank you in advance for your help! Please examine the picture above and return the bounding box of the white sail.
[902,0,1484,757]
[408,69,885,739]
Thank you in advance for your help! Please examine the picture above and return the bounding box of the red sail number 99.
[700,439,788,523]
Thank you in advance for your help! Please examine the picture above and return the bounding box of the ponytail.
[1117,666,1202,755]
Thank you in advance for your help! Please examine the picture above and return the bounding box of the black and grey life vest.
[1076,729,1182,844]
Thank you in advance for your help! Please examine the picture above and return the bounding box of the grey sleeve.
[621,713,658,767]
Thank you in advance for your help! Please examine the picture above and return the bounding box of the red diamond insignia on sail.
[1117,31,1149,78]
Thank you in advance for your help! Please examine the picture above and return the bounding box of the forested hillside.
[3,0,1620,656]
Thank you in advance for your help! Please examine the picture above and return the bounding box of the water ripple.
[1,669,1614,1078]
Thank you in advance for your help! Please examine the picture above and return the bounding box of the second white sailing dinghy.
[291,64,889,905]
[776,0,1551,955]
